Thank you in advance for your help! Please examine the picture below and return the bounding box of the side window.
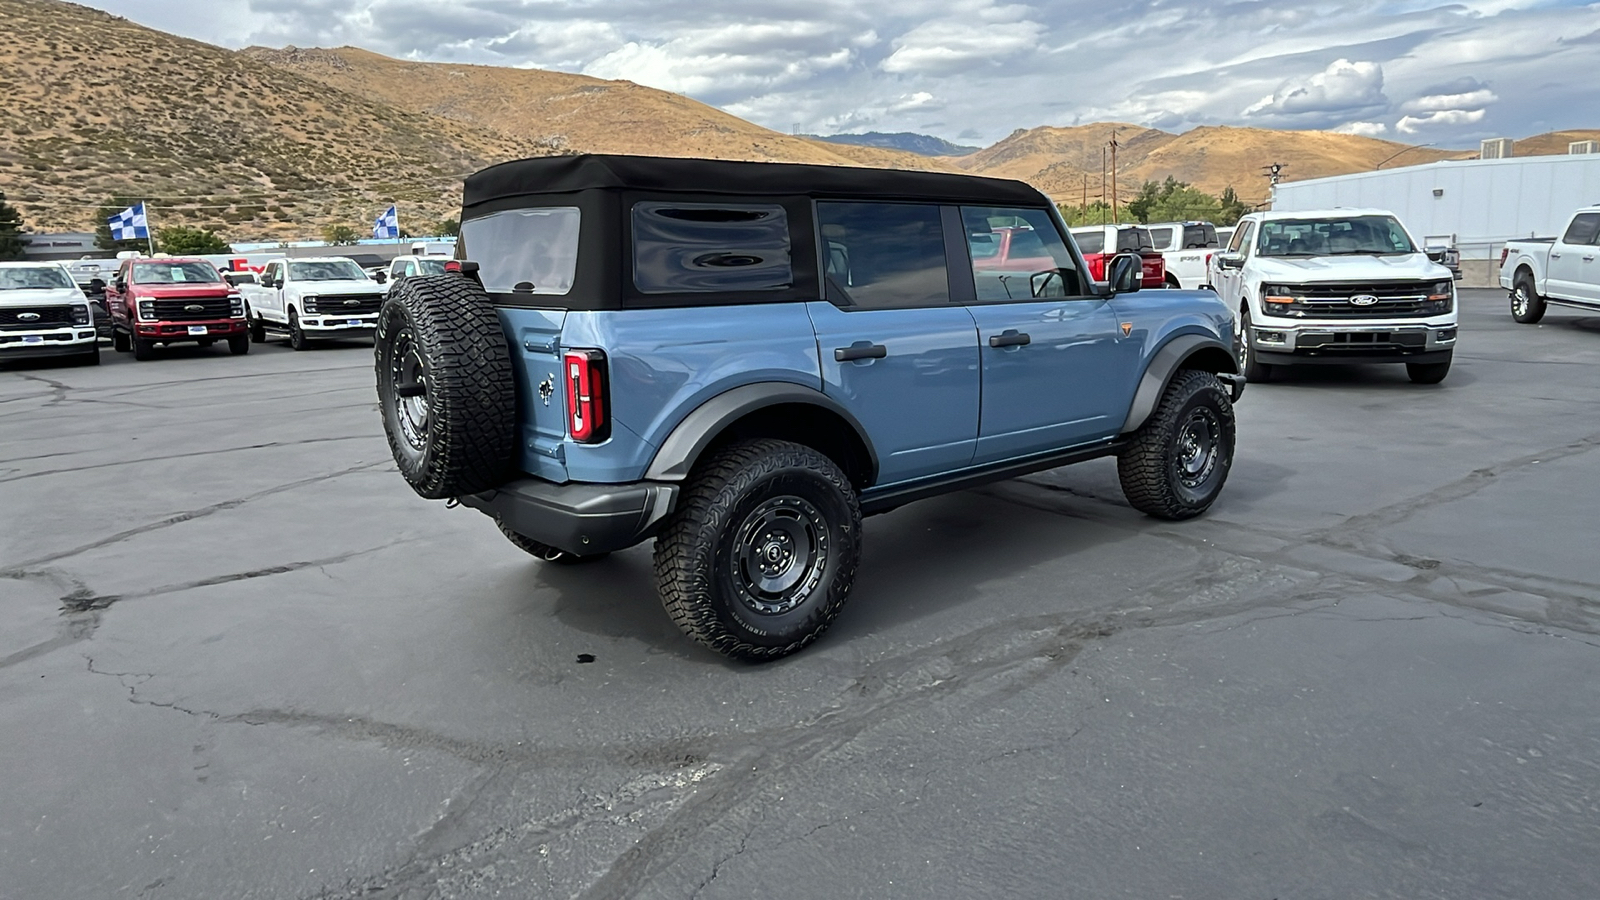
[389,260,406,280]
[1226,222,1250,253]
[1073,230,1106,254]
[816,202,947,309]
[1148,227,1174,250]
[960,206,1085,301]
[1560,213,1600,246]
[1232,222,1257,256]
[632,202,791,294]
[404,262,418,277]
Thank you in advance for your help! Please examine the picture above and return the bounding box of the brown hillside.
[242,46,948,173]
[1510,129,1600,157]
[0,0,543,238]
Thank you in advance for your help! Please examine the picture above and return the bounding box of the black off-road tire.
[288,309,311,351]
[113,328,130,353]
[228,334,250,356]
[248,312,266,343]
[1511,273,1546,324]
[1406,356,1452,384]
[375,275,516,500]
[77,343,101,366]
[1118,369,1236,520]
[653,439,862,662]
[494,516,607,565]
[132,337,157,361]
[1237,306,1273,383]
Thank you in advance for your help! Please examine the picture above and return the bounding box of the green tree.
[436,217,460,237]
[0,191,24,261]
[1055,201,1134,227]
[94,196,151,253]
[156,225,230,255]
[1126,177,1225,224]
[1217,187,1252,226]
[322,224,360,245]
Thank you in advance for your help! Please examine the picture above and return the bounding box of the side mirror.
[89,278,106,292]
[1217,253,1245,270]
[1107,253,1142,294]
[1424,248,1446,262]
[113,280,126,293]
[373,271,387,284]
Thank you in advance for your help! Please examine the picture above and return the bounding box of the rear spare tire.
[375,275,516,499]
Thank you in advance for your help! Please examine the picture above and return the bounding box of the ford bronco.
[375,155,1244,661]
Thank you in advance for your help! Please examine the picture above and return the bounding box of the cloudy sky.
[83,0,1600,148]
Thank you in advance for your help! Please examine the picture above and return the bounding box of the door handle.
[988,330,1031,348]
[834,342,887,362]
[1551,252,1562,259]
[1583,256,1596,262]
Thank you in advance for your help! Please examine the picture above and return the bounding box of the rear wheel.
[1118,370,1236,520]
[653,439,862,662]
[1237,306,1273,382]
[1406,356,1451,384]
[227,334,250,356]
[1511,273,1546,324]
[288,309,310,351]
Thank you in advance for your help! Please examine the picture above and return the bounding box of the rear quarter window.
[1148,227,1175,250]
[1073,230,1106,254]
[460,207,581,295]
[632,202,792,294]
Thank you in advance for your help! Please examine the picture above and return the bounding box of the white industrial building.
[1269,154,1600,284]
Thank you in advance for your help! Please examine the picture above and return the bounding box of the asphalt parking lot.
[2,288,1598,900]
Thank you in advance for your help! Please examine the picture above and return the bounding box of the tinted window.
[1148,226,1175,250]
[1074,230,1106,254]
[1259,216,1414,256]
[1117,228,1154,252]
[462,207,581,295]
[1183,224,1217,248]
[1561,213,1600,246]
[632,202,791,294]
[961,206,1084,301]
[133,261,221,284]
[817,202,947,309]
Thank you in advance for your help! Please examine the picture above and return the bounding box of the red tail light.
[564,349,608,443]
[1498,247,1508,265]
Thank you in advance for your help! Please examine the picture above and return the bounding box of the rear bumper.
[459,478,679,556]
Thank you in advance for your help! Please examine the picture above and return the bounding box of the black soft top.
[463,154,1047,210]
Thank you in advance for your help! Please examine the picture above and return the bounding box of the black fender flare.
[1119,334,1240,435]
[643,382,880,483]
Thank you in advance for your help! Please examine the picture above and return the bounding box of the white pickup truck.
[239,257,387,350]
[1212,208,1459,384]
[1146,220,1219,289]
[1500,206,1600,323]
[0,262,99,365]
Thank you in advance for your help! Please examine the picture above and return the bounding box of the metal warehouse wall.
[1270,155,1600,260]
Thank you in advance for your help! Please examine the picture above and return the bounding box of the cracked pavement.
[2,291,1598,899]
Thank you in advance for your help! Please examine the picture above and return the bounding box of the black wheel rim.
[389,327,430,452]
[731,495,829,615]
[1175,407,1222,490]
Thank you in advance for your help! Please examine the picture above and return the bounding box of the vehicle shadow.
[1263,363,1477,389]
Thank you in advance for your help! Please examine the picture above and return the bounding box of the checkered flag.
[108,203,150,241]
[373,205,399,239]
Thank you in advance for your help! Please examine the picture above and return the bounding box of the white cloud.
[1397,109,1488,134]
[881,3,1044,75]
[1401,88,1499,113]
[1333,121,1390,136]
[1243,59,1387,122]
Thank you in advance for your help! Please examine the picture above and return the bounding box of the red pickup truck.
[105,258,249,360]
[1069,224,1167,289]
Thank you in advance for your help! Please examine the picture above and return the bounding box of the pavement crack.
[0,435,379,484]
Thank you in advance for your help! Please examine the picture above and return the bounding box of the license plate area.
[188,325,209,335]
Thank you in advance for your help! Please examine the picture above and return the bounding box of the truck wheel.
[248,311,266,343]
[494,516,607,565]
[227,335,250,356]
[132,338,157,361]
[1165,275,1181,289]
[375,275,516,500]
[77,343,101,366]
[1237,307,1273,382]
[288,309,311,351]
[1406,356,1451,385]
[654,439,862,662]
[113,328,130,353]
[1118,370,1236,520]
[1511,273,1546,324]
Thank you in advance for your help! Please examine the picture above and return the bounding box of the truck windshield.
[289,260,368,281]
[0,266,74,290]
[1258,216,1415,257]
[133,262,222,284]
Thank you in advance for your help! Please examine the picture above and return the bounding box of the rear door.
[807,201,980,485]
[960,205,1131,461]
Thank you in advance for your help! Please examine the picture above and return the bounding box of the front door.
[959,205,1131,461]
[808,201,980,486]
[1549,213,1600,304]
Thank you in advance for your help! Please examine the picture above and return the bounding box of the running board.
[858,440,1127,516]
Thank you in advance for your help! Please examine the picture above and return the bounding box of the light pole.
[1375,143,1435,170]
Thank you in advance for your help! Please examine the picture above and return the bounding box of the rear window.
[1117,228,1154,252]
[1147,227,1175,250]
[817,202,947,309]
[1073,230,1105,254]
[632,202,792,294]
[1182,224,1218,248]
[460,207,581,295]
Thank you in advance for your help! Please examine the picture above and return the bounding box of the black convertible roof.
[463,154,1048,209]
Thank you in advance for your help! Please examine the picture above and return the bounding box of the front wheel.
[1406,356,1451,384]
[1237,307,1273,383]
[77,343,101,366]
[1511,274,1546,324]
[288,309,310,351]
[132,337,157,361]
[1118,370,1236,520]
[653,439,862,662]
[248,311,266,343]
[113,328,130,353]
[228,334,250,355]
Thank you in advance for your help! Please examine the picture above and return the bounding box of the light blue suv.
[375,155,1244,661]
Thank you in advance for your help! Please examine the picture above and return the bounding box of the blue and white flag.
[373,205,399,239]
[108,203,149,241]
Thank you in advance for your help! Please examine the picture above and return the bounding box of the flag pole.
[144,202,156,256]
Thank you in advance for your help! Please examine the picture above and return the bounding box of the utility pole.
[1109,130,1121,224]
[1100,147,1107,226]
[1082,174,1088,218]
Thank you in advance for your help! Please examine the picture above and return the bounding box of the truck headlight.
[138,300,156,321]
[1258,284,1305,318]
[301,295,319,314]
[71,305,91,326]
[230,296,244,318]
[1424,280,1453,314]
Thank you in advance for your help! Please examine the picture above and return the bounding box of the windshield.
[1258,216,1415,257]
[415,259,449,276]
[288,260,369,281]
[0,266,75,290]
[132,261,222,284]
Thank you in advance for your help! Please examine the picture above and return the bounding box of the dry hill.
[1509,129,1600,157]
